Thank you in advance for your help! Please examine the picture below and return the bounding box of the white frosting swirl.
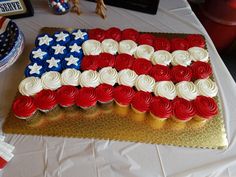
[195,79,218,97]
[61,68,81,86]
[135,75,155,92]
[41,71,62,90]
[18,77,43,96]
[134,44,154,60]
[176,81,199,101]
[99,67,118,86]
[82,39,102,56]
[151,50,172,66]
[171,50,192,66]
[188,47,209,62]
[118,69,138,87]
[154,81,176,100]
[79,70,100,88]
[101,39,118,55]
[118,40,137,55]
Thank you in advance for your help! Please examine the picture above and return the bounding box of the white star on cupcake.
[38,35,53,46]
[29,63,42,74]
[52,44,66,55]
[65,55,79,66]
[72,30,87,40]
[55,32,69,42]
[46,57,60,68]
[69,43,82,53]
[32,48,47,59]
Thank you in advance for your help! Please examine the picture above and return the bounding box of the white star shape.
[32,48,47,59]
[46,57,60,68]
[28,63,42,74]
[38,35,53,46]
[52,44,66,55]
[72,30,87,40]
[69,43,82,53]
[65,55,79,66]
[55,32,69,42]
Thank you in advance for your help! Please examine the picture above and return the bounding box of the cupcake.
[176,81,199,101]
[149,64,171,81]
[62,54,81,70]
[30,48,49,64]
[75,87,97,109]
[153,37,171,51]
[105,27,122,41]
[82,39,102,56]
[61,68,81,86]
[131,91,152,114]
[121,28,139,42]
[171,50,192,67]
[153,81,176,100]
[171,65,192,83]
[67,41,83,58]
[118,40,137,55]
[195,78,218,98]
[118,69,138,87]
[188,47,209,62]
[101,39,119,55]
[193,96,218,121]
[135,75,155,93]
[56,85,78,107]
[24,62,45,78]
[114,54,135,71]
[53,31,71,45]
[132,58,152,75]
[191,61,212,80]
[81,55,99,71]
[99,67,118,86]
[170,38,189,51]
[88,28,105,42]
[151,50,173,66]
[186,34,205,48]
[97,53,115,69]
[95,84,114,104]
[18,77,43,96]
[134,45,154,60]
[41,71,62,90]
[50,44,67,58]
[137,33,155,46]
[71,29,88,45]
[35,33,54,49]
[79,70,100,88]
[12,95,37,119]
[113,85,135,107]
[172,97,196,122]
[45,56,62,72]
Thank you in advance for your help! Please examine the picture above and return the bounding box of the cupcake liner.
[171,116,192,123]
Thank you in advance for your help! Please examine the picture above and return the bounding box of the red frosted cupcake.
[132,58,152,75]
[76,87,97,109]
[98,53,115,69]
[105,27,122,41]
[191,61,212,80]
[138,33,155,46]
[186,34,205,48]
[121,28,139,42]
[113,85,135,107]
[172,97,196,122]
[171,38,189,51]
[34,90,57,112]
[81,55,99,71]
[95,84,114,104]
[150,96,172,121]
[88,28,105,42]
[114,54,135,71]
[193,96,218,121]
[171,65,192,83]
[56,85,78,107]
[12,96,37,119]
[153,37,171,51]
[131,91,152,114]
[149,64,171,81]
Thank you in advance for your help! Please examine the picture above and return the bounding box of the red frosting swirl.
[12,96,36,118]
[153,37,171,51]
[105,27,122,41]
[138,33,155,46]
[88,28,105,42]
[76,87,97,108]
[131,91,152,112]
[132,58,152,75]
[186,34,205,48]
[56,86,78,107]
[171,38,189,51]
[113,85,135,106]
[150,96,172,118]
[121,28,139,42]
[97,53,115,69]
[149,64,171,81]
[172,97,196,120]
[194,96,218,119]
[114,54,135,71]
[191,61,212,80]
[81,55,99,71]
[95,84,114,103]
[171,65,192,83]
[34,90,57,111]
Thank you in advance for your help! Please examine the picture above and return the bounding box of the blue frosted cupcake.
[30,48,49,64]
[71,29,88,45]
[67,41,83,58]
[25,62,45,77]
[50,44,67,58]
[35,33,54,49]
[62,54,81,70]
[44,56,62,72]
[53,31,71,45]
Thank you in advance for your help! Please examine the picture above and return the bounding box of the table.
[1,0,236,176]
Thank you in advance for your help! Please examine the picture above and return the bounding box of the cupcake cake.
[113,85,135,107]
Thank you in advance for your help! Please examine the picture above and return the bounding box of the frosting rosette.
[19,77,43,96]
[186,34,205,48]
[191,61,212,79]
[61,68,81,86]
[118,69,138,87]
[101,39,118,55]
[149,64,171,81]
[131,91,153,113]
[79,70,100,88]
[193,96,218,119]
[195,79,218,97]
[132,58,152,75]
[12,96,36,119]
[81,55,99,71]
[176,81,199,101]
[171,50,192,66]
[56,85,78,107]
[114,54,135,71]
[137,33,155,46]
[105,27,122,41]
[154,81,176,100]
[151,50,172,66]
[118,40,137,55]
[171,38,189,51]
[171,65,192,82]
[88,28,105,42]
[134,45,154,60]
[97,53,115,69]
[76,87,97,108]
[153,37,171,51]
[188,47,209,62]
[99,67,118,86]
[135,75,155,92]
[95,84,114,103]
[82,39,102,56]
[150,96,172,119]
[121,28,139,42]
[41,71,61,90]
[113,85,135,106]
[34,89,57,111]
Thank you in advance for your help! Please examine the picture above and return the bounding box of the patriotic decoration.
[48,0,70,15]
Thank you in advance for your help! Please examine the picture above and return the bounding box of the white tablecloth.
[1,0,236,176]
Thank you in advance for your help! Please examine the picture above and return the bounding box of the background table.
[1,0,236,176]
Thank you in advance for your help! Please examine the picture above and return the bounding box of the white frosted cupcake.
[176,81,199,101]
[19,77,43,96]
[151,50,172,66]
[41,71,62,90]
[118,40,137,55]
[195,78,218,97]
[101,39,119,55]
[154,81,176,100]
[82,39,102,55]
[188,47,209,62]
[79,70,100,88]
[171,50,192,66]
[134,44,154,60]
[61,68,81,86]
[118,69,138,87]
[99,67,118,86]
[135,75,155,92]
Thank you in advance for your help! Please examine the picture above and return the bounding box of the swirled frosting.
[118,69,138,87]
[19,77,43,96]
[195,79,218,97]
[61,68,81,86]
[151,50,172,66]
[154,81,176,100]
[134,44,154,60]
[171,50,192,66]
[79,70,100,88]
[176,81,199,101]
[188,47,209,62]
[82,39,102,55]
[41,71,62,90]
[118,40,137,55]
[99,67,118,86]
[101,39,119,55]
[135,75,155,92]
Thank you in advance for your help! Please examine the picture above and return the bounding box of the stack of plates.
[0,17,24,72]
